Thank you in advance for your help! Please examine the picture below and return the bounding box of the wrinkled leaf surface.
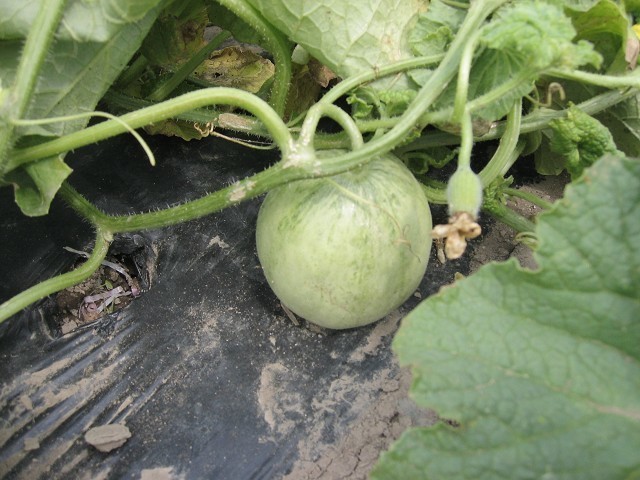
[373,154,640,479]
[245,0,425,88]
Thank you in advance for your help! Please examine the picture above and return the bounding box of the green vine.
[59,163,302,233]
[0,228,111,321]
[483,201,536,233]
[8,88,295,171]
[504,187,554,210]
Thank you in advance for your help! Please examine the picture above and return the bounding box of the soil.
[278,318,437,480]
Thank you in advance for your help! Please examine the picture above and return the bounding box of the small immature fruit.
[256,153,432,329]
[446,165,483,218]
[433,166,483,260]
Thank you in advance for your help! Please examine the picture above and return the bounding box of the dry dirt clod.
[23,437,40,451]
[84,424,131,453]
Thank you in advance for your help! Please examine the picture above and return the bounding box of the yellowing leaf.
[193,46,274,93]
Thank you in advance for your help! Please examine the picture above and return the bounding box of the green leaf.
[0,0,163,42]
[0,1,162,214]
[418,1,605,122]
[284,60,334,120]
[244,0,426,89]
[546,0,600,11]
[377,90,418,117]
[0,1,162,137]
[372,154,640,479]
[628,0,640,15]
[535,81,640,164]
[401,145,458,175]
[549,105,621,178]
[346,86,418,121]
[423,46,536,122]
[534,131,568,175]
[5,156,72,216]
[565,0,629,72]
[346,87,378,119]
[481,0,602,71]
[409,0,467,57]
[596,92,640,157]
[207,2,264,46]
[465,49,534,121]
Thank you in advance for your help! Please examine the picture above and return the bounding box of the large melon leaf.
[372,154,640,479]
[244,0,425,88]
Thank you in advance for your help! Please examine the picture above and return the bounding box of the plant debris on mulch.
[54,249,142,336]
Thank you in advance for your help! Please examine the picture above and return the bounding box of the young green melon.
[256,153,432,329]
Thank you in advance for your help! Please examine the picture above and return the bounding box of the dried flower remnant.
[432,212,481,260]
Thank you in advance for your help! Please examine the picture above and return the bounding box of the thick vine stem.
[0,228,112,324]
[14,112,157,166]
[0,0,67,176]
[452,29,482,122]
[483,201,536,234]
[59,183,112,225]
[60,161,304,233]
[397,86,638,152]
[3,163,308,322]
[299,104,363,150]
[478,99,522,186]
[547,68,640,90]
[102,90,273,138]
[214,0,292,116]
[8,88,295,171]
[504,188,553,210]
